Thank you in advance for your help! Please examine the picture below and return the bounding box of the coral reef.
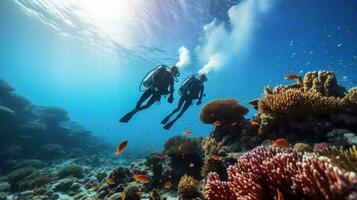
[164,136,204,181]
[250,71,357,144]
[205,146,357,200]
[320,145,357,173]
[0,79,111,168]
[124,184,142,200]
[200,99,248,124]
[177,175,200,199]
[57,164,83,178]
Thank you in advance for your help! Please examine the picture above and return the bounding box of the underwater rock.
[107,166,131,186]
[17,169,54,191]
[6,167,36,191]
[205,146,357,200]
[57,164,83,179]
[0,182,10,193]
[0,80,14,94]
[53,178,74,192]
[67,148,85,158]
[124,184,141,200]
[0,145,22,160]
[37,143,65,160]
[13,159,43,169]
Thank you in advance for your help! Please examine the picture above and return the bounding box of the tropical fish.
[191,178,199,184]
[122,191,125,200]
[250,120,259,126]
[313,142,328,152]
[272,138,289,148]
[164,181,172,189]
[277,188,284,200]
[182,130,192,135]
[211,155,221,161]
[133,174,150,184]
[230,121,238,127]
[106,178,116,185]
[154,153,166,159]
[189,162,195,167]
[213,120,222,127]
[115,140,128,155]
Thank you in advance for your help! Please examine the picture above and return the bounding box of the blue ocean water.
[0,0,356,154]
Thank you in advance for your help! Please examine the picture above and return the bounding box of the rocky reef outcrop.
[0,79,111,173]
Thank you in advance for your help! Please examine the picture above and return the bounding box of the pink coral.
[205,146,357,200]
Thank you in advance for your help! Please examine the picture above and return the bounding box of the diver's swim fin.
[119,110,136,123]
[163,120,175,130]
[161,115,171,124]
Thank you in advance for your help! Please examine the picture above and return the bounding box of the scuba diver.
[119,65,180,123]
[161,73,207,130]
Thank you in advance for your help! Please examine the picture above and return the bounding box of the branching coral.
[200,99,248,124]
[178,175,200,198]
[303,71,346,97]
[320,145,357,173]
[205,146,357,200]
[258,89,341,117]
[342,87,357,112]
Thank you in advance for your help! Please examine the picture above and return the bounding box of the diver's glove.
[168,95,174,103]
[196,100,202,105]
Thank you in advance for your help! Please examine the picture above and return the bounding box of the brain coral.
[200,99,248,124]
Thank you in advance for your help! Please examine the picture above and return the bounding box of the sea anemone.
[200,99,248,124]
[320,145,357,173]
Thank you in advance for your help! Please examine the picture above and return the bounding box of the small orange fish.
[189,162,195,167]
[106,178,116,185]
[115,140,128,155]
[211,155,221,160]
[133,174,150,184]
[163,181,172,189]
[122,191,125,200]
[272,138,289,148]
[250,120,259,126]
[191,178,199,184]
[313,142,328,152]
[213,120,222,127]
[155,153,166,159]
[277,188,284,200]
[230,122,238,127]
[182,130,192,135]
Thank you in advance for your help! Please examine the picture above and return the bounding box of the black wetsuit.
[162,77,204,129]
[119,67,174,123]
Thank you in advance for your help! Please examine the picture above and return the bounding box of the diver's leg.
[119,90,152,123]
[136,89,152,109]
[163,98,193,130]
[137,93,160,111]
[161,97,185,124]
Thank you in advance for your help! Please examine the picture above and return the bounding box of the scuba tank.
[139,65,167,92]
[179,75,196,96]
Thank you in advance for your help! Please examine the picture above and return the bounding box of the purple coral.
[205,146,357,200]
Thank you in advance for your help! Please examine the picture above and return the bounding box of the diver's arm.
[168,79,174,103]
